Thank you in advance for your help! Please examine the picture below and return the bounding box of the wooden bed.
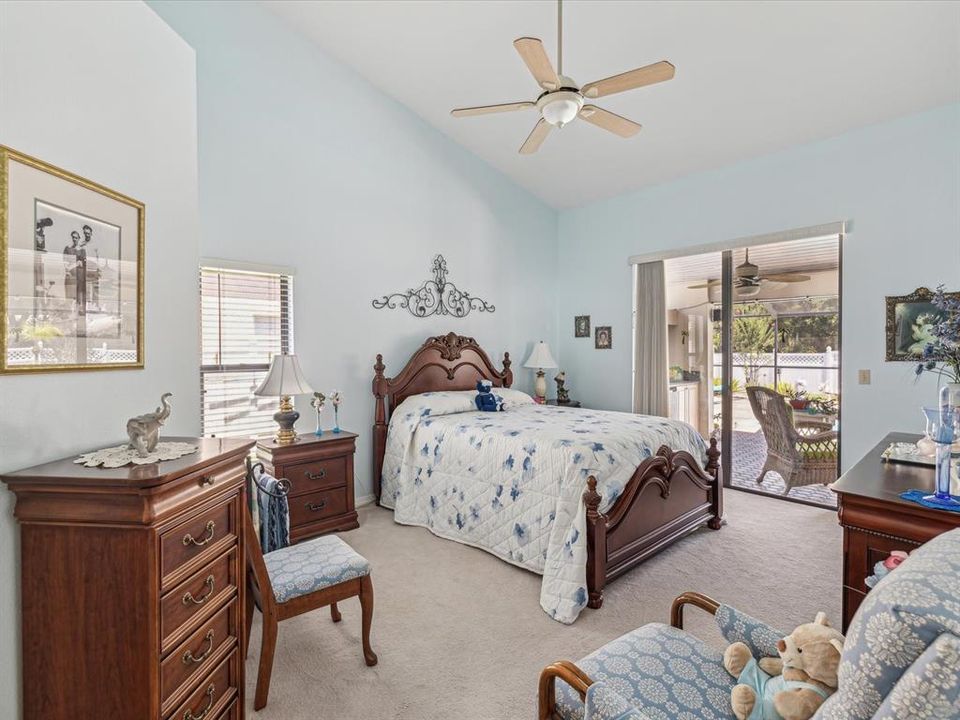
[372,332,722,609]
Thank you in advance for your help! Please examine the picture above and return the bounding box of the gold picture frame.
[885,286,959,362]
[0,146,144,374]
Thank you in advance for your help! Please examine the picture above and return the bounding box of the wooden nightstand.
[256,431,359,543]
[546,399,582,407]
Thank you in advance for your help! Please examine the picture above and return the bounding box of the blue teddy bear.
[475,380,503,412]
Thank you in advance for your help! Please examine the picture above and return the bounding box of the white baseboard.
[356,493,377,507]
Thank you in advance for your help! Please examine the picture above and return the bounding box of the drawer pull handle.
[182,629,215,665]
[305,500,327,512]
[184,684,215,720]
[306,469,327,481]
[182,520,216,548]
[182,575,215,606]
[198,475,215,488]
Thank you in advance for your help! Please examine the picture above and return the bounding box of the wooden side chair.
[244,510,377,710]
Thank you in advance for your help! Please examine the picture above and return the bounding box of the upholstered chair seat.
[263,533,371,603]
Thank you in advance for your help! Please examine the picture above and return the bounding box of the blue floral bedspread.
[381,390,708,624]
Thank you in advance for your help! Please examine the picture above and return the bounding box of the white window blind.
[200,267,294,438]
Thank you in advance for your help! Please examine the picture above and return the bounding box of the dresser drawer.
[286,456,347,495]
[166,650,239,720]
[161,496,238,585]
[161,600,238,711]
[289,487,348,526]
[161,547,238,652]
[216,699,240,720]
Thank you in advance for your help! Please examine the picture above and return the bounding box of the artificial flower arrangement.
[311,391,326,436]
[914,284,960,385]
[329,389,342,433]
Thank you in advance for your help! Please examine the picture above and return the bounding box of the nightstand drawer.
[289,487,348,526]
[286,457,347,495]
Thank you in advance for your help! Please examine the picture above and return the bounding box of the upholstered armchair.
[538,528,960,720]
[746,385,838,493]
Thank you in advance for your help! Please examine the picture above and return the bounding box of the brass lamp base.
[273,395,300,445]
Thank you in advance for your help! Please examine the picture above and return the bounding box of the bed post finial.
[373,354,388,505]
[502,351,513,388]
[583,476,606,610]
[705,436,723,530]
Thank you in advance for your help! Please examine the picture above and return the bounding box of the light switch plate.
[858,369,871,385]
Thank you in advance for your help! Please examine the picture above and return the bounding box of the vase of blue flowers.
[915,285,960,407]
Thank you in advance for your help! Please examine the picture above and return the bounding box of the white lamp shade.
[254,353,314,397]
[523,341,558,370]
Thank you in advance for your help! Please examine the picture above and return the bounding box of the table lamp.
[523,341,558,402]
[254,353,314,445]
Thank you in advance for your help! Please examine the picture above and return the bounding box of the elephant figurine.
[127,393,172,458]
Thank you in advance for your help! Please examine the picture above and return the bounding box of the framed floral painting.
[1,146,144,373]
[885,286,959,362]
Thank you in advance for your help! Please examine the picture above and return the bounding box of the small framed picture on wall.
[595,326,612,349]
[574,315,590,337]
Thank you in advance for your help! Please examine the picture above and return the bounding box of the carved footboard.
[584,437,721,608]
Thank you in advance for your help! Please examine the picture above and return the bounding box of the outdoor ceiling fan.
[450,0,675,154]
[688,250,811,298]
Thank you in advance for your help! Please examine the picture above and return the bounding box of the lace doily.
[74,441,199,468]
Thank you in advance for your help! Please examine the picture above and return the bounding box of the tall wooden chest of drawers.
[0,436,253,720]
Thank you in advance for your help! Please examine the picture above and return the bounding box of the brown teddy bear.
[722,612,844,720]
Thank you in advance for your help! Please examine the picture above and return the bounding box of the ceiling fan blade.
[763,273,812,283]
[688,280,721,289]
[451,102,536,118]
[519,118,552,154]
[578,105,642,137]
[580,60,675,99]
[513,37,560,91]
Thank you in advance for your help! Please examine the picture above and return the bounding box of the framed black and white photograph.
[595,325,612,349]
[885,286,959,362]
[574,315,590,337]
[1,146,144,373]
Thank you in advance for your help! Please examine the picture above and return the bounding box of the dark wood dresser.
[256,431,359,543]
[833,431,960,632]
[0,436,253,720]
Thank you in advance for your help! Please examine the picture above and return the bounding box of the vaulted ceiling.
[264,1,960,209]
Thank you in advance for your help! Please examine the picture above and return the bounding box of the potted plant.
[915,285,960,406]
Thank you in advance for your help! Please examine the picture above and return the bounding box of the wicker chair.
[746,385,838,493]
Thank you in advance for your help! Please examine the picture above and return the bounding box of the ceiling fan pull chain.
[557,0,563,77]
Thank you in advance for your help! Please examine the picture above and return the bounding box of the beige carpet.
[244,490,841,719]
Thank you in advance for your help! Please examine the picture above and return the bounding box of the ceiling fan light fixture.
[538,90,583,127]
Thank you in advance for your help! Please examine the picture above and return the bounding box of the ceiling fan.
[688,250,811,298]
[450,0,675,154]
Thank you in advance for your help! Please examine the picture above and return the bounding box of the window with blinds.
[200,266,294,438]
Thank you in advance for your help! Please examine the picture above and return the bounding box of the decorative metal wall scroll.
[372,255,495,318]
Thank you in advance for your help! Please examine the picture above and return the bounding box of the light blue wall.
[150,0,558,499]
[557,103,960,470]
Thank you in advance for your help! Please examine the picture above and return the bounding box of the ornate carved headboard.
[371,332,513,503]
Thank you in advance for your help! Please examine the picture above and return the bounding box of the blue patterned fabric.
[715,604,784,660]
[381,391,709,623]
[263,534,370,604]
[555,623,735,720]
[816,528,960,720]
[256,473,290,553]
[870,632,960,719]
[584,682,651,720]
